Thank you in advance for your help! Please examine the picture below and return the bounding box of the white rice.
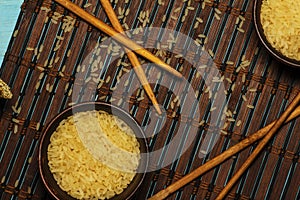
[48,111,140,199]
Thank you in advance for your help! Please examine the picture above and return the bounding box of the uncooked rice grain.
[48,111,140,199]
[1,176,5,184]
[260,0,300,60]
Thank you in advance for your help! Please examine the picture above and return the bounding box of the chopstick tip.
[154,104,162,115]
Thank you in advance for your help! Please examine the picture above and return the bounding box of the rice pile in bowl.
[260,0,300,61]
[47,110,140,200]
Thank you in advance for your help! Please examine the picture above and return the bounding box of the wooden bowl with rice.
[38,102,149,200]
[253,0,300,68]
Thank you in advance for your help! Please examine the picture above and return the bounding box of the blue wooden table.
[0,0,23,66]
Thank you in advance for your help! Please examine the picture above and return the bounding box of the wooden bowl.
[253,0,300,68]
[38,102,149,200]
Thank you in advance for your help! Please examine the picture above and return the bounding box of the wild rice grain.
[220,130,228,135]
[204,86,210,93]
[13,30,19,37]
[137,96,144,101]
[12,106,18,113]
[237,27,245,33]
[51,19,58,24]
[210,107,217,112]
[226,78,232,83]
[36,122,40,131]
[1,176,5,184]
[171,111,176,118]
[242,55,246,61]
[198,34,206,38]
[105,76,111,83]
[157,71,162,79]
[85,77,92,83]
[174,7,181,13]
[215,8,221,14]
[110,98,116,102]
[199,120,205,126]
[54,57,60,63]
[226,60,234,65]
[39,72,44,80]
[181,16,186,22]
[68,88,73,96]
[173,95,179,103]
[235,17,240,25]
[227,118,235,122]
[44,16,49,23]
[14,125,18,134]
[35,81,40,90]
[170,101,175,109]
[81,65,86,72]
[27,187,32,194]
[97,81,104,89]
[56,35,64,40]
[54,44,61,52]
[84,3,92,8]
[46,83,50,91]
[117,99,122,106]
[236,66,242,73]
[158,0,164,5]
[249,88,257,92]
[125,8,130,16]
[34,47,38,55]
[242,74,246,83]
[39,44,44,52]
[12,118,20,123]
[239,20,244,28]
[208,49,214,57]
[196,17,203,23]
[171,15,177,20]
[247,104,254,109]
[231,83,236,91]
[222,122,229,129]
[214,13,221,20]
[124,79,129,86]
[61,65,66,72]
[65,83,69,91]
[179,66,183,72]
[194,21,199,29]
[14,180,19,187]
[204,37,208,44]
[68,102,76,106]
[110,85,117,91]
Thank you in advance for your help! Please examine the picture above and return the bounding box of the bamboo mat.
[0,0,300,199]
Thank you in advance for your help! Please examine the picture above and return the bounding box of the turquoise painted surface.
[0,0,23,66]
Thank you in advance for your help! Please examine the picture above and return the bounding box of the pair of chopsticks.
[149,92,300,200]
[54,0,183,115]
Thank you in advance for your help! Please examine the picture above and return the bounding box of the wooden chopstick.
[148,104,300,200]
[215,92,300,199]
[53,0,182,78]
[99,0,161,115]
